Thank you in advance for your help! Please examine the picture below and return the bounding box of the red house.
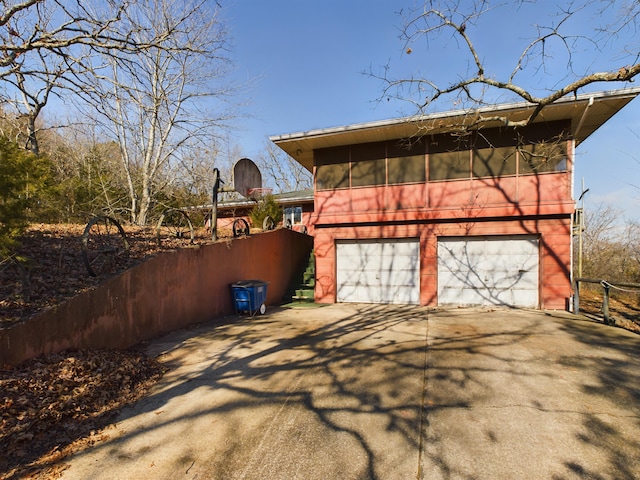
[270,89,639,310]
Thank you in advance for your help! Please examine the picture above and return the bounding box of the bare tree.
[256,141,313,193]
[378,0,640,126]
[75,0,236,226]
[0,0,169,154]
[39,123,128,220]
[582,204,640,282]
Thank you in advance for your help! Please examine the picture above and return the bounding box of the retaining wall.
[1,229,313,367]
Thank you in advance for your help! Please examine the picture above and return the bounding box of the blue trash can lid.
[232,280,267,287]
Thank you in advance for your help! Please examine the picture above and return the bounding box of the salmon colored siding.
[303,123,579,310]
[314,217,572,310]
[312,162,574,310]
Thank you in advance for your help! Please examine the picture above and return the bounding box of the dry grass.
[577,286,640,334]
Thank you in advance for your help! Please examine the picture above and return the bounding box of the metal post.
[578,222,583,279]
[573,279,580,314]
[211,168,220,242]
[602,282,610,325]
[578,179,589,279]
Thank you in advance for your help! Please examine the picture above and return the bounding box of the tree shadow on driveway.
[422,308,640,480]
[62,304,430,479]
[60,306,640,480]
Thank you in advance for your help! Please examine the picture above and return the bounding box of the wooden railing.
[573,277,640,325]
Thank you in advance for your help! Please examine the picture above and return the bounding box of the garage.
[336,239,420,304]
[437,235,539,308]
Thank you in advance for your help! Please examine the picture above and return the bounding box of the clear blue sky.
[223,1,640,221]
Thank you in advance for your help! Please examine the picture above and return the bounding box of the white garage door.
[336,239,420,304]
[437,235,539,308]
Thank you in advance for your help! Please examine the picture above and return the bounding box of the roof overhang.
[269,88,640,172]
[217,189,314,211]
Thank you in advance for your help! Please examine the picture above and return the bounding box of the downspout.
[573,96,594,140]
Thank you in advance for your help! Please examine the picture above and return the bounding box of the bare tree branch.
[71,0,237,226]
[375,0,640,128]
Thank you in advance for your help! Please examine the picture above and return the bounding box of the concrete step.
[295,288,314,299]
[291,295,315,302]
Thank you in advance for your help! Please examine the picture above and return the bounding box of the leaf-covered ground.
[0,222,223,478]
[0,223,219,329]
[0,348,165,479]
[578,288,640,334]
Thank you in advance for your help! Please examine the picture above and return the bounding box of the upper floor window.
[314,121,570,189]
[388,139,426,185]
[316,146,350,190]
[388,154,426,184]
[429,120,569,181]
[351,141,387,187]
[429,134,472,181]
[518,140,567,174]
[315,139,426,190]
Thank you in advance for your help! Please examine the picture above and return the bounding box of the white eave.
[216,189,314,212]
[269,87,640,172]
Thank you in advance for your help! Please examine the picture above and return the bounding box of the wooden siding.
[314,171,573,225]
[314,217,572,310]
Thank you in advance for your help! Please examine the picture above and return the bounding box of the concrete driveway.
[60,304,640,480]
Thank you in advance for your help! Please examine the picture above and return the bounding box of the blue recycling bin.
[231,280,268,315]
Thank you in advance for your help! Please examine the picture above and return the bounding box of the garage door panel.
[336,239,419,305]
[379,270,419,289]
[337,266,418,284]
[508,238,538,254]
[338,285,377,303]
[490,273,538,289]
[337,275,378,289]
[440,285,537,307]
[438,236,539,308]
[440,286,491,305]
[338,283,418,304]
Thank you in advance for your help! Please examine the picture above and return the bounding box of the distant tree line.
[581,205,640,286]
[0,0,240,257]
[0,0,316,257]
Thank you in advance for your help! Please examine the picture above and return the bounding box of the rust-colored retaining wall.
[1,229,313,367]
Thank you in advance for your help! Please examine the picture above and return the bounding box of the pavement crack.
[416,313,430,480]
[479,403,640,419]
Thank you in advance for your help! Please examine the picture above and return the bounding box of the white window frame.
[283,206,303,227]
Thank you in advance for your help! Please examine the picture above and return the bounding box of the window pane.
[429,134,471,181]
[518,120,570,144]
[388,155,426,184]
[316,163,349,189]
[284,206,303,225]
[473,147,517,178]
[315,146,349,165]
[351,159,386,186]
[387,138,426,157]
[429,151,470,180]
[283,207,293,227]
[519,142,567,174]
[351,141,385,162]
[516,120,569,174]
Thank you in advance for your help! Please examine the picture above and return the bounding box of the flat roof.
[270,88,640,172]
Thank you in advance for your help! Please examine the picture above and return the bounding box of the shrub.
[0,137,54,255]
[249,194,282,229]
